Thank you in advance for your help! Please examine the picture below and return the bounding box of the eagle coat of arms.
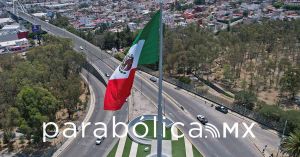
[119,54,134,74]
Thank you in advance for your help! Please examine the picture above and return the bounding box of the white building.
[0,18,14,26]
[2,24,20,31]
[0,38,29,54]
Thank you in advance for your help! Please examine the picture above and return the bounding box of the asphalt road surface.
[59,70,128,157]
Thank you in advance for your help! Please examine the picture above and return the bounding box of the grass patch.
[172,130,186,157]
[108,126,203,157]
[193,145,203,157]
[137,144,151,157]
[107,140,118,157]
[122,136,132,157]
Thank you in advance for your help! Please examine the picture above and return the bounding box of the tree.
[223,64,234,84]
[50,13,70,28]
[194,0,205,5]
[235,90,257,110]
[16,86,59,142]
[273,2,284,9]
[0,35,85,143]
[79,3,89,9]
[280,67,300,100]
[281,131,300,157]
[3,107,21,130]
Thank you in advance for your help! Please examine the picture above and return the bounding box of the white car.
[105,73,110,77]
[96,137,104,145]
[80,46,84,50]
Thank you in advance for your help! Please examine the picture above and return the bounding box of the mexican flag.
[104,11,161,110]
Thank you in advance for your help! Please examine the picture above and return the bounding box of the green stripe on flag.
[133,11,160,65]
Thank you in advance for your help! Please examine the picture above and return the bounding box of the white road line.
[129,142,138,157]
[163,140,172,156]
[184,136,194,157]
[150,140,157,155]
[115,137,127,157]
[172,128,178,141]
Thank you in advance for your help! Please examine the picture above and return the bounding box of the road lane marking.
[172,128,178,141]
[184,136,194,157]
[115,136,127,157]
[129,142,138,157]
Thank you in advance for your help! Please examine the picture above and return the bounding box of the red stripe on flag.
[104,69,136,110]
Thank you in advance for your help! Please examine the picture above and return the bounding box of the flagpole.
[157,1,163,157]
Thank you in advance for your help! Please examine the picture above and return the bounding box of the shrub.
[178,76,191,84]
[258,105,283,122]
[196,86,209,94]
[258,105,300,134]
[282,110,300,134]
[114,53,125,61]
[235,90,257,110]
[273,2,284,9]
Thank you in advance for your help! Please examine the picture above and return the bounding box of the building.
[2,24,20,31]
[0,38,30,54]
[0,18,14,27]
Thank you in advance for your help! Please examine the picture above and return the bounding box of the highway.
[15,11,280,157]
[59,69,128,157]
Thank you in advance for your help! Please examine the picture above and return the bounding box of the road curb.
[52,72,96,157]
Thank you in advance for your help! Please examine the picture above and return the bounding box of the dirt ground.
[0,80,90,153]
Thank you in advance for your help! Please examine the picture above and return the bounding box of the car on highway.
[105,73,110,77]
[80,46,84,50]
[215,106,228,114]
[95,137,104,145]
[197,115,208,124]
[150,77,157,82]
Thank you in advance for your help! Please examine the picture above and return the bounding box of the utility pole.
[157,1,164,156]
[276,120,288,157]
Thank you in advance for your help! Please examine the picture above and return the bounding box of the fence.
[139,66,286,133]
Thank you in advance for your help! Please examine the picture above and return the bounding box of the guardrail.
[139,66,285,133]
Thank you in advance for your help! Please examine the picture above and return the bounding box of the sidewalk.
[128,89,157,121]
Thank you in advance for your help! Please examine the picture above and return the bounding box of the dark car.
[197,115,208,124]
[215,106,228,114]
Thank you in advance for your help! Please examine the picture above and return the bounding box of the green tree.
[273,1,284,9]
[235,90,257,110]
[50,13,70,28]
[16,86,59,142]
[223,64,234,84]
[280,67,300,100]
[3,107,21,130]
[281,131,300,157]
[194,0,205,5]
[79,3,89,9]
